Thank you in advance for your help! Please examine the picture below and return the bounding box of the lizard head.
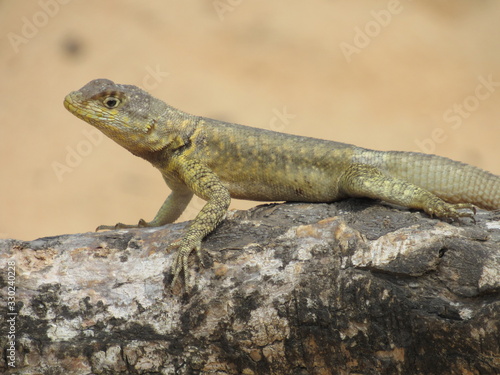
[64,79,191,157]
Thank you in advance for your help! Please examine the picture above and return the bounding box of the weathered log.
[1,200,499,374]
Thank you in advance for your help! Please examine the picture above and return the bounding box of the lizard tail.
[374,151,500,210]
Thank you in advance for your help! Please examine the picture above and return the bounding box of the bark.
[1,200,500,375]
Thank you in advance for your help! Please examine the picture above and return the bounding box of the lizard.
[64,79,500,289]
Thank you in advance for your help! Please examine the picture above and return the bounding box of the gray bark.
[1,200,500,375]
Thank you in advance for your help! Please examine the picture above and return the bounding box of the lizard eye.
[103,96,121,109]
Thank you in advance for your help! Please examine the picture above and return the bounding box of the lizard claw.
[426,201,476,222]
[170,238,205,292]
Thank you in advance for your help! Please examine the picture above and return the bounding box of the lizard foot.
[96,219,149,231]
[170,237,206,292]
[425,201,476,222]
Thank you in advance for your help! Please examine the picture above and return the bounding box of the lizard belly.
[220,167,343,202]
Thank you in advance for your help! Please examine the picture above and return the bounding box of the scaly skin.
[64,79,500,289]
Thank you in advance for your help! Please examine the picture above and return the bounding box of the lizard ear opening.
[103,96,121,109]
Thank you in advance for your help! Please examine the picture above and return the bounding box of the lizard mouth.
[63,96,75,114]
[63,95,84,123]
[63,92,102,124]
[63,92,81,114]
[63,94,72,109]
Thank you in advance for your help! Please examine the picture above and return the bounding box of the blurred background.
[1,0,499,240]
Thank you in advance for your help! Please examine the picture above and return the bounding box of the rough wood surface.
[1,200,500,375]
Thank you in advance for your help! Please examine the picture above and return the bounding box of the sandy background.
[1,0,499,240]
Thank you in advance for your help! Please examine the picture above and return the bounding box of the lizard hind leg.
[338,164,475,220]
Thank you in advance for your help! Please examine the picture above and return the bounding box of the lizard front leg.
[169,155,231,290]
[96,188,194,230]
[338,164,475,220]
